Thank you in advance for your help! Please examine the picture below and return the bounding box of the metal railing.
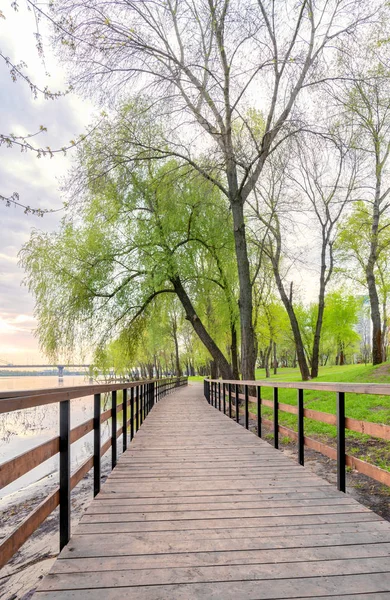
[0,376,188,568]
[204,378,390,492]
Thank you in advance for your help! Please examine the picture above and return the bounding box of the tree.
[331,45,390,364]
[288,134,358,376]
[322,291,360,364]
[20,155,238,377]
[336,202,390,364]
[42,0,377,380]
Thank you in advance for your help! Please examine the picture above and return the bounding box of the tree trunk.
[231,321,240,380]
[273,269,310,380]
[311,256,327,378]
[366,152,383,365]
[230,199,256,380]
[172,275,233,379]
[172,321,182,377]
[273,341,277,375]
[210,360,218,379]
[265,342,272,378]
[339,343,345,366]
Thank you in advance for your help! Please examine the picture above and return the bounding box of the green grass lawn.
[251,363,390,471]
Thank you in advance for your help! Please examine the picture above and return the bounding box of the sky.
[0,3,323,365]
[0,3,95,363]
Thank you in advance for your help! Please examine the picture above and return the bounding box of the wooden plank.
[81,504,370,523]
[51,542,390,573]
[59,526,390,558]
[35,573,390,599]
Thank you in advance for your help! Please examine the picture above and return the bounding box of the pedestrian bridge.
[1,379,390,598]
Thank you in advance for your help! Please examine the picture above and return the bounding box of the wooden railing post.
[257,386,261,438]
[337,392,346,492]
[59,399,70,551]
[112,390,117,469]
[245,386,249,430]
[123,388,127,452]
[298,389,304,466]
[273,387,279,449]
[93,393,101,497]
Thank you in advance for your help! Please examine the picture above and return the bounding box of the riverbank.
[0,454,112,600]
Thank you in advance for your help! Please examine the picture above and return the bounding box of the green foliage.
[19,113,239,369]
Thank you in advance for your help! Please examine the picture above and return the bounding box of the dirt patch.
[367,363,390,378]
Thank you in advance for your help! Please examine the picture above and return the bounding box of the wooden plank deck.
[35,384,390,599]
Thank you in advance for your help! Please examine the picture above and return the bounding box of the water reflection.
[0,376,115,500]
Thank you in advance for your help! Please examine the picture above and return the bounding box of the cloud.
[0,3,96,362]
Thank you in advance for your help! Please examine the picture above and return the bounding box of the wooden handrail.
[0,377,183,413]
[228,389,390,442]
[206,377,390,396]
[204,379,390,491]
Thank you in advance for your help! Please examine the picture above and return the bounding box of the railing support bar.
[298,389,304,466]
[59,399,70,551]
[273,388,279,449]
[337,391,346,492]
[93,393,101,497]
[112,390,117,469]
[257,386,261,438]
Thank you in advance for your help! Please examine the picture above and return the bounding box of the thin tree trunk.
[367,152,383,365]
[265,342,272,378]
[171,317,182,377]
[273,269,310,380]
[172,275,233,379]
[230,199,256,381]
[231,321,240,380]
[311,252,327,378]
[273,341,277,375]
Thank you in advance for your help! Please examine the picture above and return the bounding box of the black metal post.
[130,387,134,441]
[112,390,117,469]
[218,382,221,411]
[235,384,239,423]
[298,389,304,466]
[223,383,226,414]
[337,391,346,492]
[245,386,249,429]
[136,385,139,431]
[93,393,101,497]
[228,384,232,419]
[257,386,261,438]
[123,388,127,452]
[273,387,279,449]
[140,385,143,426]
[59,399,70,551]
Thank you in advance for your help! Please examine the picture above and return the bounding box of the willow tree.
[38,0,377,380]
[20,157,239,377]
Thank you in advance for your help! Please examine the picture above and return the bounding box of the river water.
[0,375,114,501]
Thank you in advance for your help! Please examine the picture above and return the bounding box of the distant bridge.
[0,361,90,377]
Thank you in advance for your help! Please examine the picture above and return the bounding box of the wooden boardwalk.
[36,384,390,599]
